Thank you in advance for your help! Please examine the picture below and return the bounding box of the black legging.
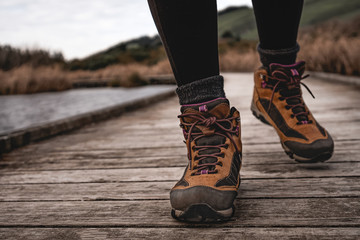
[147,0,304,87]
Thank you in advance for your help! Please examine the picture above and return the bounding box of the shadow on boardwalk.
[0,73,359,239]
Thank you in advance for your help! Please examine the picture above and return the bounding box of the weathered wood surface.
[0,162,359,184]
[0,198,359,227]
[1,228,360,240]
[0,73,359,239]
[0,177,359,201]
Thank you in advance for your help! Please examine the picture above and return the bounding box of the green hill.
[69,0,360,71]
[218,6,257,40]
[218,0,360,40]
[68,36,163,71]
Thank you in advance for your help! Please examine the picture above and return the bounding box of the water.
[0,85,175,135]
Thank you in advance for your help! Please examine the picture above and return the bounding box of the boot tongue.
[181,98,231,168]
[269,61,308,122]
[180,98,230,119]
[269,61,306,77]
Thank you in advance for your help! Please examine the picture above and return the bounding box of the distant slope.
[70,0,360,70]
[218,0,360,40]
[68,36,163,70]
[301,0,360,24]
[218,6,257,40]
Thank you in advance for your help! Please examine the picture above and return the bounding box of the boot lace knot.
[178,112,239,175]
[265,68,315,125]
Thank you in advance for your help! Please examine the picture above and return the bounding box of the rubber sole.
[281,142,333,163]
[171,204,235,223]
[251,101,333,163]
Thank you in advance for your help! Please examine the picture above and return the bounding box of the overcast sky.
[0,0,252,60]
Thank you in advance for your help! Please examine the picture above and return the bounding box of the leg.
[148,0,224,104]
[252,0,304,67]
[147,0,242,222]
[251,0,334,162]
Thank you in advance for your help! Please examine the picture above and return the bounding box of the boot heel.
[251,101,270,125]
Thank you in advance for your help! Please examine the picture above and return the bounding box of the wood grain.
[0,198,359,227]
[0,73,359,238]
[1,228,360,240]
[0,177,358,201]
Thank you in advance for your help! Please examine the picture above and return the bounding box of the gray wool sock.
[176,75,226,105]
[257,43,300,67]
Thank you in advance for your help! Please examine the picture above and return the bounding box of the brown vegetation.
[298,16,360,75]
[0,17,358,95]
[0,45,64,71]
[219,16,360,74]
[0,65,69,94]
[219,48,259,72]
[0,60,172,94]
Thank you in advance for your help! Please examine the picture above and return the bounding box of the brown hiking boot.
[170,98,242,222]
[251,61,334,163]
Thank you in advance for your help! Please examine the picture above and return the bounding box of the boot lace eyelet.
[178,109,241,176]
[265,68,314,126]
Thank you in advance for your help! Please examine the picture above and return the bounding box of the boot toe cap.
[170,186,237,211]
[284,133,334,160]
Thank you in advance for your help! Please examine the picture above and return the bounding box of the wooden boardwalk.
[0,73,359,239]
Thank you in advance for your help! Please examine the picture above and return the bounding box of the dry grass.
[220,49,260,72]
[0,45,65,71]
[1,17,358,95]
[0,65,70,94]
[298,17,360,75]
[65,60,172,87]
[219,34,360,75]
[299,36,360,75]
[219,17,360,75]
[0,60,172,94]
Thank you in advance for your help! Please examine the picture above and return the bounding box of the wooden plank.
[4,138,359,160]
[0,161,359,184]
[0,73,358,238]
[0,177,358,202]
[63,112,359,139]
[3,74,356,156]
[1,150,359,171]
[7,121,357,151]
[54,111,360,134]
[0,198,358,227]
[1,227,359,240]
[2,90,358,156]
